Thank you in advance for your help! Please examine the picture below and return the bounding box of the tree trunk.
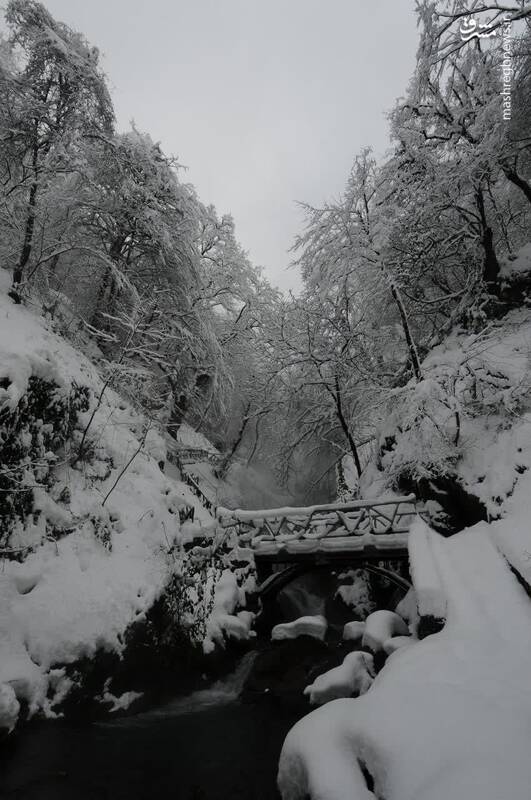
[476,188,500,287]
[219,401,251,477]
[11,133,41,300]
[333,376,363,478]
[388,279,423,381]
[91,235,124,327]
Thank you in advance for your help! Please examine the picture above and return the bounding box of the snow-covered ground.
[278,520,531,800]
[0,275,230,727]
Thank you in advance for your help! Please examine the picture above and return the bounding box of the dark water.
[0,655,298,800]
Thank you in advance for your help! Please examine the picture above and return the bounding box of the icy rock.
[342,620,366,642]
[272,615,328,642]
[0,684,20,734]
[362,610,408,652]
[304,651,374,705]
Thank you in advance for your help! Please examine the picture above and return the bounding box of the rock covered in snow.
[303,651,374,705]
[271,615,328,642]
[362,610,409,652]
[342,620,366,642]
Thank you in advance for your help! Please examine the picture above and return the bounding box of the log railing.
[216,494,417,548]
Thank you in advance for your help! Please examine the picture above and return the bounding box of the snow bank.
[278,523,531,800]
[407,519,447,620]
[271,615,328,642]
[362,610,408,652]
[304,652,374,705]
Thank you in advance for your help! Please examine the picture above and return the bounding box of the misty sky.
[34,1,418,291]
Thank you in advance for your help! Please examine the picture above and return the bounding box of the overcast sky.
[37,0,418,291]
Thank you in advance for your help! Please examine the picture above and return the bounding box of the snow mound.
[272,615,328,642]
[362,610,409,652]
[304,651,374,706]
[342,620,366,642]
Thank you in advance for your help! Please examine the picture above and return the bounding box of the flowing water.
[0,652,299,800]
[0,570,385,799]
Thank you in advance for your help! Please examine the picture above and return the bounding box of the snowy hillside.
[0,275,229,729]
[358,263,531,549]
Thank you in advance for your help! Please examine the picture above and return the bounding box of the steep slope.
[0,275,223,729]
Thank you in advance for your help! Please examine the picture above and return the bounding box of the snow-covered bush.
[0,375,89,548]
[362,610,409,653]
[379,377,461,484]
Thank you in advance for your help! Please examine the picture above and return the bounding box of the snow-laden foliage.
[0,375,89,547]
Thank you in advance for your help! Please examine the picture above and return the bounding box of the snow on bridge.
[216,495,417,565]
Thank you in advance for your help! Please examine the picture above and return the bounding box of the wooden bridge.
[216,494,417,585]
[216,495,418,626]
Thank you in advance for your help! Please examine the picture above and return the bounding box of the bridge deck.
[253,531,409,557]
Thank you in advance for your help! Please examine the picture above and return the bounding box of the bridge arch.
[256,558,411,630]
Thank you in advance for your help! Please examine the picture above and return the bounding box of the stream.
[0,651,302,800]
[0,570,403,799]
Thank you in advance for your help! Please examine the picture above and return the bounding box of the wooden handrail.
[216,495,418,547]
